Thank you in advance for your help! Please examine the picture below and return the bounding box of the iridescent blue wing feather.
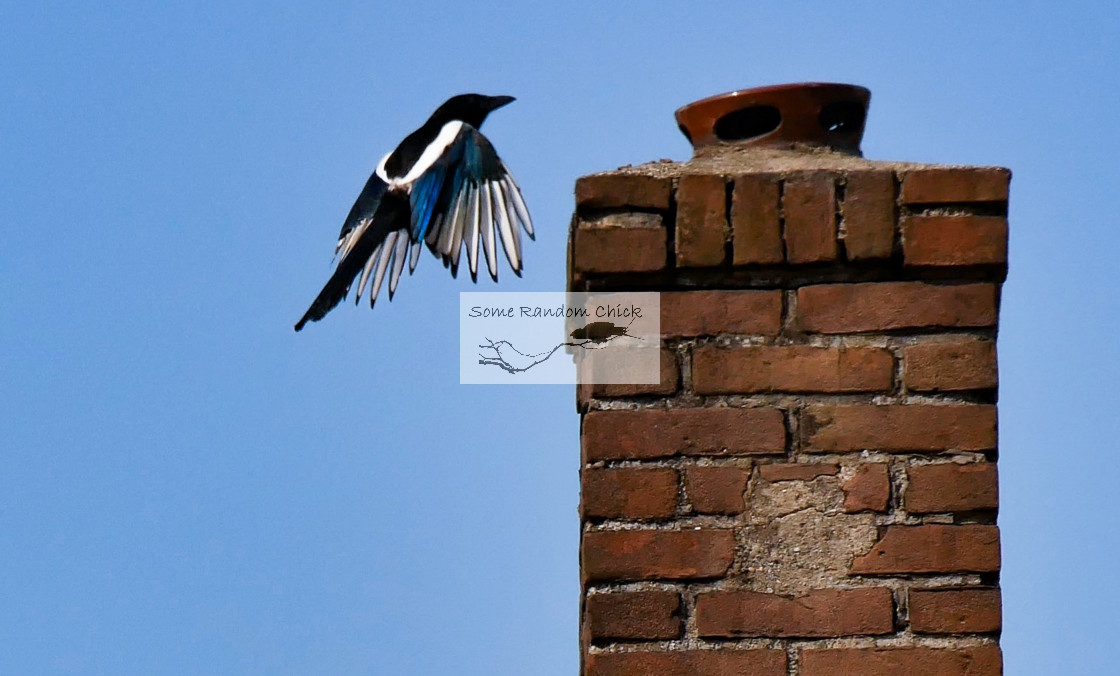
[414,124,534,282]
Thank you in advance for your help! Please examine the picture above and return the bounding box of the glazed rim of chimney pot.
[675,82,871,154]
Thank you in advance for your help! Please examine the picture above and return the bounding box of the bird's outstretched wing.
[335,172,389,259]
[293,190,411,331]
[409,124,534,282]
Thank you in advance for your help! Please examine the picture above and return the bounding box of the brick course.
[842,169,896,259]
[573,213,666,273]
[660,290,782,337]
[851,525,1001,574]
[801,404,997,452]
[582,408,786,461]
[586,650,787,676]
[676,174,728,267]
[584,591,682,640]
[693,345,894,394]
[909,587,1002,634]
[900,167,1010,204]
[730,175,783,264]
[842,463,891,512]
[684,466,750,514]
[902,215,1009,266]
[801,646,1002,676]
[695,587,894,637]
[582,529,735,582]
[581,467,678,520]
[784,173,839,263]
[576,174,673,211]
[797,282,999,333]
[904,339,997,392]
[906,463,999,513]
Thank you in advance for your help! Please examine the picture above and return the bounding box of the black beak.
[488,95,516,111]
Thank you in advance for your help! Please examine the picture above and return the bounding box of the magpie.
[294,93,534,332]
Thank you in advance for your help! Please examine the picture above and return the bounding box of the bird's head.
[431,93,516,128]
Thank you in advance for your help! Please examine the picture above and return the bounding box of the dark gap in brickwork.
[890,172,904,259]
[723,178,735,265]
[835,179,849,262]
[575,206,670,220]
[783,406,798,457]
[777,179,789,263]
[952,511,999,525]
[574,263,1008,293]
[979,572,1000,586]
[666,181,679,270]
[904,201,1009,217]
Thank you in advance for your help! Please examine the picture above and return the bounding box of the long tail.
[294,192,412,331]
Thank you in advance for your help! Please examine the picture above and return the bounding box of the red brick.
[801,646,1002,676]
[586,348,680,398]
[693,345,893,394]
[696,587,894,637]
[851,525,1001,574]
[684,466,750,514]
[758,463,839,482]
[731,174,782,264]
[909,587,1002,634]
[661,290,782,337]
[676,174,728,267]
[796,282,998,333]
[784,173,839,263]
[583,408,786,461]
[906,463,999,513]
[901,167,1010,204]
[843,170,896,260]
[843,463,891,512]
[581,467,679,520]
[585,591,682,640]
[576,173,672,210]
[801,404,996,452]
[585,649,787,676]
[904,339,997,392]
[903,215,1008,266]
[573,214,666,273]
[582,529,735,582]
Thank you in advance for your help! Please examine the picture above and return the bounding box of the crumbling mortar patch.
[904,202,1009,218]
[582,389,993,413]
[785,635,999,650]
[584,516,741,532]
[587,636,787,653]
[586,581,687,594]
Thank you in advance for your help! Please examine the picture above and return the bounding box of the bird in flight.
[294,93,534,331]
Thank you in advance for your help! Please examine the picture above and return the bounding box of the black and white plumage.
[294,93,533,332]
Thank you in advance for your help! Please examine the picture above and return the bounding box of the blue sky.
[1,2,1117,674]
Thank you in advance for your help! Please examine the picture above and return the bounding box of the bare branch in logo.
[478,318,640,374]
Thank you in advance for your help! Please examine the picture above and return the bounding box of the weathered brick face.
[572,150,1007,675]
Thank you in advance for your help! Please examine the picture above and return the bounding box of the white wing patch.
[376,121,465,188]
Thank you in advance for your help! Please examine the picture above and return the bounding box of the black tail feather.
[294,192,412,331]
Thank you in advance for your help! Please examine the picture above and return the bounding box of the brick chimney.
[571,83,1007,675]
